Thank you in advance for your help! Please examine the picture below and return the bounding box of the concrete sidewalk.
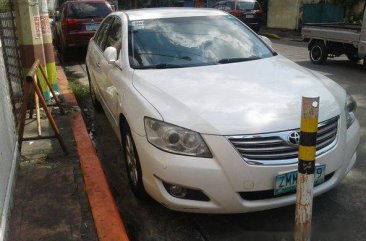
[259,27,303,41]
[7,88,98,241]
[7,63,130,241]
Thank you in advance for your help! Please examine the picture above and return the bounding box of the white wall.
[267,0,302,29]
[0,40,19,241]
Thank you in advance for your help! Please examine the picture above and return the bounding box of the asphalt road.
[63,39,366,241]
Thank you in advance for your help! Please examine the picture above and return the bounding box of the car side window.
[214,3,224,10]
[226,2,234,10]
[105,18,122,57]
[215,2,232,11]
[94,17,114,51]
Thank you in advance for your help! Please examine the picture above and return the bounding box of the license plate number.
[86,24,99,31]
[245,14,254,18]
[274,165,325,196]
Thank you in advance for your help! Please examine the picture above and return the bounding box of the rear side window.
[67,2,112,19]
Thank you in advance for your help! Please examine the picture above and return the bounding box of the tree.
[0,0,10,12]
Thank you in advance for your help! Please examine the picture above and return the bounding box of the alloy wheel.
[125,133,139,186]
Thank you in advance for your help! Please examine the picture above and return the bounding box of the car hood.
[132,55,343,135]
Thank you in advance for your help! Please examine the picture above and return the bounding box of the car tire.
[309,41,328,65]
[86,66,103,112]
[346,53,360,63]
[121,123,146,198]
[60,44,69,62]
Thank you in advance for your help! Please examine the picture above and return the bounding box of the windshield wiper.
[133,63,184,69]
[217,56,260,64]
[155,63,184,69]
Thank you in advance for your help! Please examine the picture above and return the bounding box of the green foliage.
[68,81,89,101]
[0,0,9,12]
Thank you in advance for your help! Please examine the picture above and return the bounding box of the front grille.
[238,172,335,200]
[228,116,339,165]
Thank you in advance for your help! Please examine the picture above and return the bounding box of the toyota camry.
[85,8,360,213]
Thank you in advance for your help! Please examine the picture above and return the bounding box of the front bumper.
[133,119,360,213]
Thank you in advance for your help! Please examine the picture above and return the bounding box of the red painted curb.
[57,66,130,241]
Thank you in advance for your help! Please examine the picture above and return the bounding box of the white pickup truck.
[302,7,366,66]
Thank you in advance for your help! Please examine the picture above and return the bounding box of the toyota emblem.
[288,131,300,145]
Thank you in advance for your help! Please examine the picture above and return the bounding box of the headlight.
[345,94,357,128]
[144,117,212,158]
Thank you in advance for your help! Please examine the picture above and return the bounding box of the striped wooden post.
[295,97,320,241]
[39,0,58,94]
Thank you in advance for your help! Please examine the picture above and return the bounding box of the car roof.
[63,0,108,5]
[111,8,227,21]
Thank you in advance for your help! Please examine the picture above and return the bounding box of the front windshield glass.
[128,15,274,69]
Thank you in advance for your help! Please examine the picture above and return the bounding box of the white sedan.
[85,8,360,213]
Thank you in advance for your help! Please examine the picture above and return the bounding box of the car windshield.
[128,15,273,69]
[68,2,111,19]
[236,1,261,10]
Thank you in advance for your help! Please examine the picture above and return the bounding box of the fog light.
[161,179,210,201]
[169,185,187,198]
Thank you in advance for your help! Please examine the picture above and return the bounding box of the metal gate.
[303,3,344,24]
[0,1,23,128]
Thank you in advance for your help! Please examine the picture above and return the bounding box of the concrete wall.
[267,0,301,29]
[0,41,19,241]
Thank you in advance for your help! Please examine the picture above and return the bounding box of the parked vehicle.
[211,0,264,32]
[302,7,366,65]
[49,0,67,18]
[86,8,360,213]
[53,0,112,57]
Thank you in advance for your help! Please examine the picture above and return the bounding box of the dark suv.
[212,0,264,32]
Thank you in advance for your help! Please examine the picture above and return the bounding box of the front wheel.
[122,124,146,198]
[309,41,328,65]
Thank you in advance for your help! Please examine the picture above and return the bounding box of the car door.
[88,16,114,110]
[99,17,123,125]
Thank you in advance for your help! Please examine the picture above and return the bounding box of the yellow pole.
[14,0,50,100]
[294,97,320,241]
[39,0,58,94]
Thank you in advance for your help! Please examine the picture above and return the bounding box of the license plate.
[245,14,254,18]
[86,23,99,31]
[274,165,326,196]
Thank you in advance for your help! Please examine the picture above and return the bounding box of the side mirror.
[260,35,272,47]
[103,46,118,64]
